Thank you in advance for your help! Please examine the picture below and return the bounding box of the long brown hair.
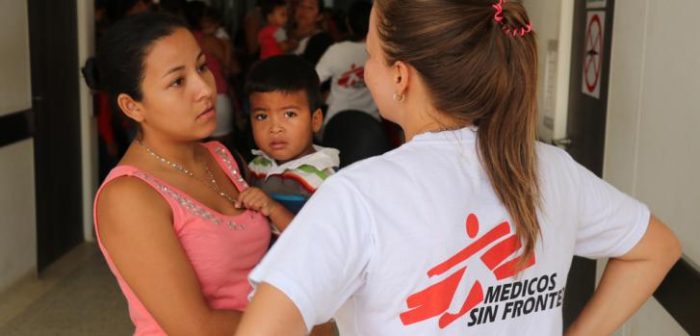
[374,0,540,261]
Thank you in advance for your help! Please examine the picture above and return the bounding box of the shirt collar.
[251,145,340,175]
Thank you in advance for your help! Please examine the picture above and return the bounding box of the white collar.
[251,145,340,175]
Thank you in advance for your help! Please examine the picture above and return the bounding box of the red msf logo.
[337,64,365,88]
[400,213,536,328]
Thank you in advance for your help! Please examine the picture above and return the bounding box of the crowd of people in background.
[88,0,384,181]
[86,1,681,335]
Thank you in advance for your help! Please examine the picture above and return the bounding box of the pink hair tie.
[493,0,533,38]
[492,0,505,23]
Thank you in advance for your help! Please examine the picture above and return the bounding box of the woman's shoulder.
[535,141,578,168]
[95,170,172,238]
[328,146,412,186]
[97,170,169,214]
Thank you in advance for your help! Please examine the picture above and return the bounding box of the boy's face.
[250,90,322,164]
[268,6,289,27]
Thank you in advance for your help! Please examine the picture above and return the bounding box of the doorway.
[28,0,84,272]
[563,0,616,328]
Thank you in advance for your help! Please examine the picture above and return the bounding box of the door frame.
[28,0,85,272]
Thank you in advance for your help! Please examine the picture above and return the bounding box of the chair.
[322,110,391,168]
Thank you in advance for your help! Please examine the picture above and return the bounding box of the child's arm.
[236,187,294,232]
[279,39,299,53]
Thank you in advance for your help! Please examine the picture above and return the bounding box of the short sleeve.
[573,160,650,259]
[249,175,373,332]
[273,28,287,42]
[315,44,337,83]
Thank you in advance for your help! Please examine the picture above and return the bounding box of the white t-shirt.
[315,41,379,124]
[250,127,650,335]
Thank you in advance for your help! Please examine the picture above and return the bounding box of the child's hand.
[236,187,294,232]
[235,187,278,216]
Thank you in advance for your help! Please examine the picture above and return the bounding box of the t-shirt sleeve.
[315,44,336,83]
[273,28,287,42]
[249,175,373,332]
[572,158,650,259]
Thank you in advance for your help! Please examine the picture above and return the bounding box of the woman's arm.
[235,283,307,336]
[97,177,241,336]
[565,215,681,335]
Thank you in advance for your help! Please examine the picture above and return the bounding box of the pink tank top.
[94,142,271,335]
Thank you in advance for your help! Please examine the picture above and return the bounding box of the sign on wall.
[586,0,607,9]
[582,11,606,99]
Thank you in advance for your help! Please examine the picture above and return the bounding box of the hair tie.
[493,0,533,38]
[492,0,505,23]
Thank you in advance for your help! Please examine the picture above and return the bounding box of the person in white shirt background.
[315,0,378,130]
[235,0,682,335]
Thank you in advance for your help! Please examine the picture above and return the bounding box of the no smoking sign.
[582,11,605,99]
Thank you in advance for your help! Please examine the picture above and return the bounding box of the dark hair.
[347,0,371,41]
[106,0,149,21]
[245,55,322,112]
[375,0,540,264]
[158,0,187,18]
[97,12,188,106]
[183,0,207,30]
[261,0,287,19]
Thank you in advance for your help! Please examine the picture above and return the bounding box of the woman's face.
[364,7,398,123]
[295,0,321,30]
[134,28,217,141]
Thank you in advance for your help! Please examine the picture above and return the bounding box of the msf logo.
[337,64,365,89]
[400,213,536,329]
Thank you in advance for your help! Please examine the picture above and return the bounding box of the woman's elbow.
[649,216,682,268]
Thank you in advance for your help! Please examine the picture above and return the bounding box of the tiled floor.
[0,243,132,335]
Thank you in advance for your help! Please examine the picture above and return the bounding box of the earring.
[393,93,405,103]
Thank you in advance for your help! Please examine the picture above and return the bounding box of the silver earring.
[393,93,405,102]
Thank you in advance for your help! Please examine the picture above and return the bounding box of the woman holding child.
[92,13,291,335]
[236,0,681,335]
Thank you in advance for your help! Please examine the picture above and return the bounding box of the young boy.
[245,52,339,336]
[258,0,297,59]
[245,55,340,214]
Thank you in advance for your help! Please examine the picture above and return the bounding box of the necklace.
[141,142,237,204]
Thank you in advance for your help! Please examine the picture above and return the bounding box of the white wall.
[78,0,98,242]
[605,0,699,335]
[0,0,32,116]
[0,0,37,292]
[523,0,574,143]
[527,0,694,334]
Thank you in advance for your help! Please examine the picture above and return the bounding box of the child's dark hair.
[347,0,371,40]
[261,0,287,19]
[245,55,322,112]
[96,12,187,109]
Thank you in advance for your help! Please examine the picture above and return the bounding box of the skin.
[199,17,237,76]
[293,0,323,39]
[234,6,682,336]
[248,90,329,334]
[238,90,324,233]
[266,6,298,52]
[97,28,244,335]
[249,90,322,164]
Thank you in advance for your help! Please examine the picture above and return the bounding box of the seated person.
[245,54,339,213]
